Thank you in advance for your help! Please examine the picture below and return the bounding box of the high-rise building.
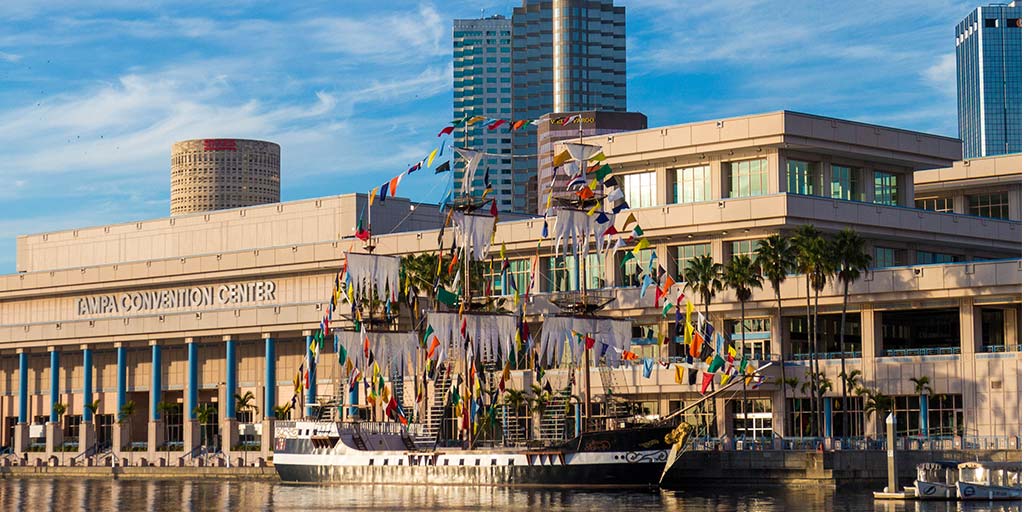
[955,2,1022,159]
[535,110,646,214]
[452,16,514,208]
[170,138,281,215]
[511,0,626,213]
[453,1,626,214]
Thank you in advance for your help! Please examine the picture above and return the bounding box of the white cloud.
[923,53,957,97]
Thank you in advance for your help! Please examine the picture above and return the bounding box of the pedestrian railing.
[681,435,1020,452]
[881,347,960,357]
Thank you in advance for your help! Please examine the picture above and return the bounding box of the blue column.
[348,384,359,419]
[225,338,237,420]
[83,348,93,423]
[49,350,59,423]
[18,353,28,424]
[116,346,127,415]
[150,344,162,421]
[264,337,275,419]
[305,335,315,418]
[187,341,198,420]
[919,394,929,437]
[823,398,833,438]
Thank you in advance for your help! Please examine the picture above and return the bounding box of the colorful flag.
[551,150,571,168]
[435,160,451,173]
[700,371,714,394]
[642,358,655,378]
[438,126,455,137]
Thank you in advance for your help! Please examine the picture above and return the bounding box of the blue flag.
[639,274,653,298]
[643,358,655,379]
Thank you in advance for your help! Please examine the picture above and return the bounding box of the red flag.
[511,119,527,131]
[622,350,639,361]
[487,119,506,130]
[602,225,618,237]
[700,371,714,394]
[363,333,370,358]
[584,335,596,350]
[447,251,459,275]
[438,126,455,137]
[356,228,371,242]
[654,286,663,307]
[690,330,702,358]
[490,199,498,217]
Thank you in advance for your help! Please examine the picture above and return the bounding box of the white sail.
[564,142,603,163]
[337,330,419,369]
[454,147,484,194]
[346,252,401,302]
[453,211,496,261]
[553,208,614,256]
[427,311,518,363]
[538,316,632,367]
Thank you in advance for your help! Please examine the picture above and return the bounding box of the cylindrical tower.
[170,138,281,215]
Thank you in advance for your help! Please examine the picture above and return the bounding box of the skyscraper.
[452,16,514,208]
[511,0,626,213]
[955,2,1022,158]
[452,1,626,213]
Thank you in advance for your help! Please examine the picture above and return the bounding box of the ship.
[272,135,765,488]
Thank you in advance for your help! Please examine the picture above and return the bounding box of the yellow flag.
[500,242,506,259]
[674,365,685,384]
[685,299,694,326]
[467,115,486,126]
[426,148,439,167]
[622,212,638,229]
[590,152,606,162]
[684,320,694,345]
[721,372,732,385]
[632,238,650,254]
[369,187,377,206]
[586,202,600,216]
[588,178,598,191]
[552,150,571,168]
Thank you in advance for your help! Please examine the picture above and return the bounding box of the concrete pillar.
[148,420,164,456]
[959,298,979,435]
[13,424,28,453]
[264,335,275,419]
[225,336,237,420]
[49,349,59,423]
[304,332,315,418]
[79,421,96,454]
[183,419,199,455]
[45,421,62,455]
[18,351,28,424]
[860,308,880,438]
[767,150,783,195]
[1005,307,1020,348]
[82,346,94,423]
[260,418,275,455]
[709,156,724,200]
[820,158,833,198]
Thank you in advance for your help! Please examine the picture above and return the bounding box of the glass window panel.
[674,165,711,203]
[624,171,657,208]
[729,159,768,198]
[967,192,1010,219]
[873,170,899,206]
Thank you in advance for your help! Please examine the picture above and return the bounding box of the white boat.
[913,461,959,499]
[956,461,1022,501]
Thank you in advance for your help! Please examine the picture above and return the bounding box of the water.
[0,479,1018,512]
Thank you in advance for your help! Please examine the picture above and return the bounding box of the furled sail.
[453,211,496,261]
[454,147,484,194]
[337,330,419,369]
[427,311,518,363]
[346,252,401,301]
[537,316,631,367]
[552,208,614,256]
[563,142,603,163]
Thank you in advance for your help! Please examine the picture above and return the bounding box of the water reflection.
[0,480,1018,512]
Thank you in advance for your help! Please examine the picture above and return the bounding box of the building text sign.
[77,281,277,316]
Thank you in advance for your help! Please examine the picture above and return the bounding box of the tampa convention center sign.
[76,281,277,316]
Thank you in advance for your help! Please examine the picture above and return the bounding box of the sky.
[0,0,977,274]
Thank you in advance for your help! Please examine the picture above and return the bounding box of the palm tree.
[501,388,528,442]
[235,391,256,421]
[52,402,67,463]
[910,376,933,437]
[156,401,176,458]
[683,254,724,328]
[723,254,763,438]
[528,383,552,440]
[782,377,801,435]
[84,399,100,452]
[793,224,833,435]
[859,387,894,435]
[272,403,293,420]
[193,403,217,452]
[838,369,863,436]
[755,233,795,433]
[833,228,871,438]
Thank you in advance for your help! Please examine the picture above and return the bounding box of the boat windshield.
[960,466,989,485]
[917,465,945,482]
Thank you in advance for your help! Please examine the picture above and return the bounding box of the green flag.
[593,163,613,181]
[338,343,347,366]
[633,225,644,237]
[437,288,459,307]
[708,355,725,373]
[422,325,434,348]
[739,354,748,373]
[661,301,673,318]
[620,251,636,267]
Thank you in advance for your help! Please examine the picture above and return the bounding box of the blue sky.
[0,0,975,273]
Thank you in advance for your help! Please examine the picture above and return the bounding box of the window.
[731,399,773,439]
[728,318,770,360]
[893,394,964,436]
[730,239,762,259]
[547,256,573,292]
[487,259,530,296]
[623,171,657,208]
[872,171,899,206]
[675,243,711,279]
[669,399,717,437]
[728,159,769,198]
[831,165,859,200]
[967,192,1009,219]
[915,196,954,213]
[916,251,961,264]
[619,248,656,287]
[673,165,711,203]
[787,160,821,195]
[873,247,899,268]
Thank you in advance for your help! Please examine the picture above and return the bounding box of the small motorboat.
[956,461,1022,501]
[913,461,959,499]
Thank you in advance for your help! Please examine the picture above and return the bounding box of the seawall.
[0,466,278,480]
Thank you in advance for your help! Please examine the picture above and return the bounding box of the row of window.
[623,159,903,207]
[915,192,1011,220]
